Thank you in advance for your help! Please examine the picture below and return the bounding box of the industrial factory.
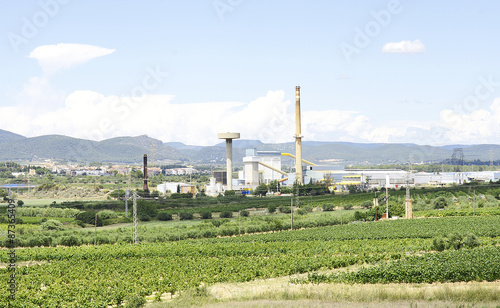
[205,86,500,196]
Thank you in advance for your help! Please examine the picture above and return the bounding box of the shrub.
[297,208,307,215]
[200,211,212,219]
[17,200,24,207]
[76,212,103,226]
[41,219,64,231]
[139,214,150,221]
[303,206,313,213]
[124,294,146,308]
[240,210,249,217]
[76,220,86,228]
[432,196,449,209]
[220,211,233,219]
[432,237,446,252]
[179,212,193,220]
[322,203,335,211]
[279,206,291,213]
[224,190,235,196]
[448,233,464,250]
[267,205,277,214]
[360,201,373,209]
[97,210,118,220]
[157,212,173,221]
[211,220,224,228]
[59,235,81,247]
[463,233,480,249]
[137,200,158,217]
[343,204,354,210]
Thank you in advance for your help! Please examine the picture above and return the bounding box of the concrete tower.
[218,132,240,190]
[295,86,303,185]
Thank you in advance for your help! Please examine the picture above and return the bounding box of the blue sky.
[1,0,500,146]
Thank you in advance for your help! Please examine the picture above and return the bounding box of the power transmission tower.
[133,192,138,244]
[451,148,464,183]
[451,148,464,167]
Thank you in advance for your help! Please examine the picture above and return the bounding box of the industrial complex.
[200,86,500,196]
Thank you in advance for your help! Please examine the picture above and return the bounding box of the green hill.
[0,129,498,165]
[0,129,25,144]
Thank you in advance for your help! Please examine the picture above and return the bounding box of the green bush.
[267,205,277,214]
[76,212,103,226]
[322,203,335,211]
[179,212,193,220]
[360,201,373,209]
[240,210,249,217]
[200,211,212,219]
[220,211,233,218]
[124,294,146,308]
[433,196,449,209]
[59,235,81,247]
[76,220,86,228]
[432,237,446,252]
[297,208,307,215]
[137,200,158,217]
[41,219,64,231]
[157,212,172,221]
[97,210,118,220]
[279,206,291,213]
[343,204,354,210]
[463,233,480,249]
[139,214,150,222]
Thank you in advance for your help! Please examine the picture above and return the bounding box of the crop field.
[1,215,500,307]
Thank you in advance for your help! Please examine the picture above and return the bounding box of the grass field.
[1,215,499,307]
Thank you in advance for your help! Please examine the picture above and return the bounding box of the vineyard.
[1,216,500,307]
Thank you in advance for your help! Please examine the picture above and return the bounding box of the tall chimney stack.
[295,86,303,185]
[143,154,150,196]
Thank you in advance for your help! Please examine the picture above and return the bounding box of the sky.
[1,0,500,146]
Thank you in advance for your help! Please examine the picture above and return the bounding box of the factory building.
[240,149,288,186]
[157,182,196,194]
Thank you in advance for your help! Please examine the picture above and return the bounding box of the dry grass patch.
[149,278,500,307]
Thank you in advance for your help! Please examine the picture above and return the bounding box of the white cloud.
[438,100,500,144]
[28,43,115,75]
[2,89,500,146]
[382,39,426,53]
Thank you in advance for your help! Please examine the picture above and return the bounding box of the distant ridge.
[0,129,25,144]
[0,129,498,164]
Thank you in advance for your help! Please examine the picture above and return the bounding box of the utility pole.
[385,174,389,219]
[94,213,97,246]
[290,198,293,231]
[473,185,476,216]
[133,192,138,244]
[405,155,413,219]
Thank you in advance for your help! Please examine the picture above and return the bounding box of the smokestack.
[295,86,303,185]
[143,154,149,196]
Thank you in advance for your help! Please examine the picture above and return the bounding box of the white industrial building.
[205,177,224,196]
[157,182,195,194]
[225,147,500,193]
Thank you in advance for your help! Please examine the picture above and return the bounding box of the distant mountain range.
[0,129,499,165]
